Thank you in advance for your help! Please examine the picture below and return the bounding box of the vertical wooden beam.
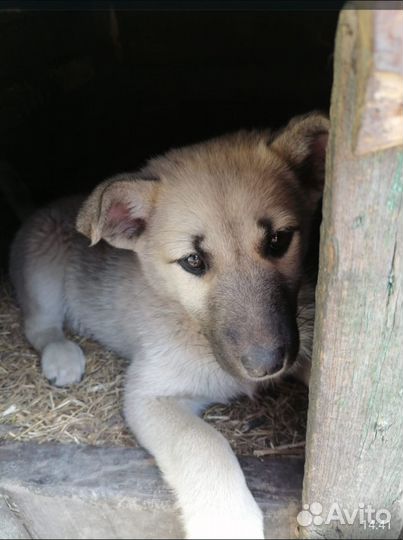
[300,7,403,539]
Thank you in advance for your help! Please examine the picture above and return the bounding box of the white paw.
[41,341,86,387]
[186,516,264,539]
[185,504,264,539]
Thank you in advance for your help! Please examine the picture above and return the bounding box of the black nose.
[240,345,285,378]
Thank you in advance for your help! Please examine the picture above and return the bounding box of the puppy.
[10,112,328,539]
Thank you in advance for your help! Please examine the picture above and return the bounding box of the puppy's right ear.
[76,174,159,250]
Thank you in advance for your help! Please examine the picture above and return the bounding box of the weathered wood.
[0,443,304,539]
[353,9,403,155]
[300,7,403,540]
[0,496,30,539]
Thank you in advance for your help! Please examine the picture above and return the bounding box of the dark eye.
[178,253,207,276]
[264,229,295,258]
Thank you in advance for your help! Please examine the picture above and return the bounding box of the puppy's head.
[77,113,328,383]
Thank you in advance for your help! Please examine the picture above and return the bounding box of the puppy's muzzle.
[240,345,286,379]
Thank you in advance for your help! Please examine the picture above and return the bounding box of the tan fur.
[10,112,328,539]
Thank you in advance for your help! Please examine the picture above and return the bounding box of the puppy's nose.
[240,345,285,378]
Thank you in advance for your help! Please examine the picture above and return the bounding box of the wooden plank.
[353,9,403,155]
[0,443,304,539]
[0,496,31,539]
[300,7,403,540]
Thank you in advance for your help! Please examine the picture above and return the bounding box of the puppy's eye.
[265,229,295,258]
[178,253,207,276]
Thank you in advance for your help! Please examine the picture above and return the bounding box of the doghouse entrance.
[0,7,339,539]
[0,8,338,267]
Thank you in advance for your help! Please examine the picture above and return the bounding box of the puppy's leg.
[10,207,85,386]
[125,392,264,539]
[24,272,85,387]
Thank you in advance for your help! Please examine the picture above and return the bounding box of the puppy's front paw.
[186,504,264,539]
[41,341,86,387]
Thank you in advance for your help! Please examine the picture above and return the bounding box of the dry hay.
[0,276,308,456]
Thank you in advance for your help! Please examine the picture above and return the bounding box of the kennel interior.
[0,7,339,539]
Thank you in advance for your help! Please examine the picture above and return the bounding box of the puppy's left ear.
[271,112,329,207]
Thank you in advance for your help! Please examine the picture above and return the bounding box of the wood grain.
[0,442,304,539]
[301,8,403,540]
[353,9,403,155]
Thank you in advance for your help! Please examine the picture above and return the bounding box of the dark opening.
[0,8,339,269]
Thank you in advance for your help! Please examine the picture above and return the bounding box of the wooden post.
[300,6,403,540]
